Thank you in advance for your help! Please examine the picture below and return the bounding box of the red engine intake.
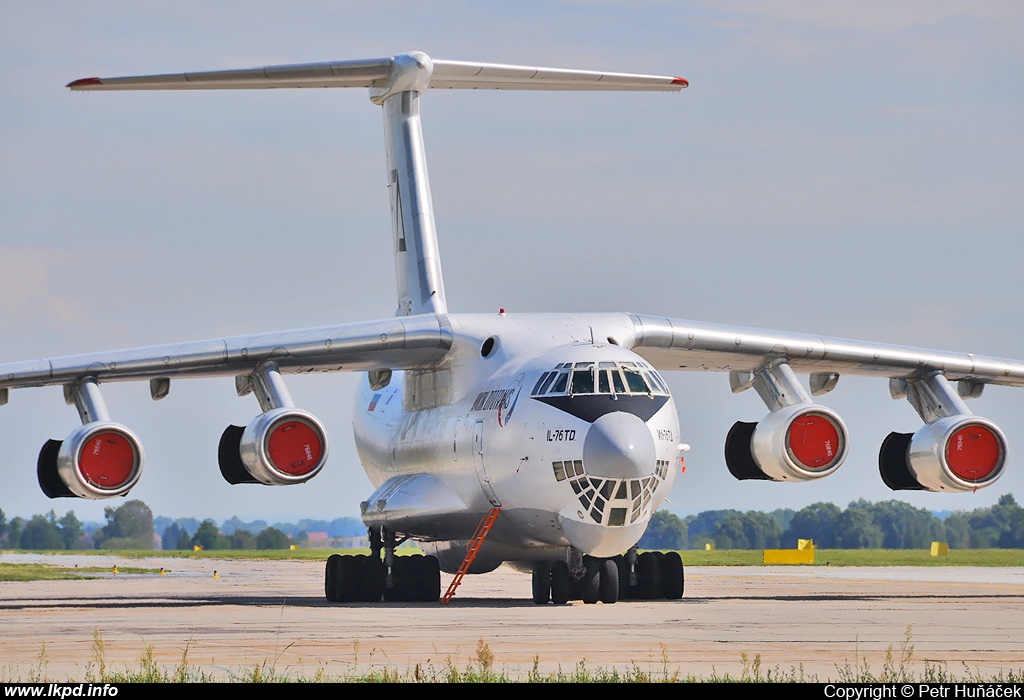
[880,416,1006,492]
[37,422,145,499]
[726,404,848,482]
[219,407,328,485]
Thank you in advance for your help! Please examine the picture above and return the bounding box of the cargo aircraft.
[2,52,1021,605]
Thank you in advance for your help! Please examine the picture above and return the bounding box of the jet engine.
[882,374,1007,492]
[879,416,1006,492]
[726,361,848,482]
[726,403,848,482]
[37,378,145,499]
[37,421,145,499]
[219,363,330,485]
[218,407,328,485]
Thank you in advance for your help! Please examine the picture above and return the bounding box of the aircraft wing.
[624,313,1022,492]
[0,314,452,394]
[2,313,452,498]
[625,313,1024,389]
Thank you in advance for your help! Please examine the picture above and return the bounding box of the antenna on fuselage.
[68,52,687,317]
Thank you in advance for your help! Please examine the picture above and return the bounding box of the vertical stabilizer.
[371,53,448,316]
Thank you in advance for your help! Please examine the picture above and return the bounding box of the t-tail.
[69,52,688,316]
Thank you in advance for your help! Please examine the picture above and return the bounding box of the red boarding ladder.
[440,507,501,605]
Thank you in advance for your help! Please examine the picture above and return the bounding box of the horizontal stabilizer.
[67,57,393,91]
[68,52,687,93]
[430,59,687,91]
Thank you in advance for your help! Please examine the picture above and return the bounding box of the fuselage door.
[473,420,502,507]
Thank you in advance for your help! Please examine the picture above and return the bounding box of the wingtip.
[672,77,689,88]
[67,77,102,89]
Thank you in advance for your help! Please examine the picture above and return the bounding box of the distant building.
[306,531,329,547]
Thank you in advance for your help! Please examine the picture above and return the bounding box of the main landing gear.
[531,548,684,604]
[325,527,441,603]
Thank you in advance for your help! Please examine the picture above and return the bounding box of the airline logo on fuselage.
[471,383,522,427]
[471,389,516,412]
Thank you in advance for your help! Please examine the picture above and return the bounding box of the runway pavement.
[0,553,1022,681]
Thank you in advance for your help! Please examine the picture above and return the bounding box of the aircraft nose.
[582,411,655,479]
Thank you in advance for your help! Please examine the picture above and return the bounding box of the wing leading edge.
[626,313,1024,389]
[0,314,452,393]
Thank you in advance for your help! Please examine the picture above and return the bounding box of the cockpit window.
[570,368,595,394]
[611,369,626,394]
[533,361,668,396]
[622,367,650,394]
[644,370,669,394]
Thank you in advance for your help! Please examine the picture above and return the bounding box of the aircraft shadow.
[2,591,1018,612]
[0,594,541,611]
[685,593,1024,603]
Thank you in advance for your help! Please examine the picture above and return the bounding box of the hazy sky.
[1,2,1023,524]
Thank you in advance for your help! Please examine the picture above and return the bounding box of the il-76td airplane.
[2,51,1021,605]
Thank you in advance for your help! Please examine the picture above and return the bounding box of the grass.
[6,629,1024,683]
[0,563,165,581]
[0,546,416,561]
[0,563,97,581]
[4,548,1019,573]
[678,548,1024,567]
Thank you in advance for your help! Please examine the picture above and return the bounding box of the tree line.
[3,494,1023,552]
[0,500,293,551]
[639,494,1024,550]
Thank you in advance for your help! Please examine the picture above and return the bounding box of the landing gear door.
[473,420,502,507]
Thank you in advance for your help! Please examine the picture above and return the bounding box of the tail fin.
[69,52,687,316]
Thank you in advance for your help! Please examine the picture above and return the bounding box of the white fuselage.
[352,313,682,562]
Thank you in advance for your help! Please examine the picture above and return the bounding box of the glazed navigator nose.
[582,412,655,479]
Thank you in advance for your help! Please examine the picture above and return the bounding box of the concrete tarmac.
[1,553,1022,681]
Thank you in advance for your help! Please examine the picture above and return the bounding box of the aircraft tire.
[570,579,580,601]
[325,554,341,602]
[613,555,630,601]
[532,561,551,604]
[407,555,424,601]
[416,555,441,602]
[599,558,619,604]
[661,551,684,600]
[580,556,600,604]
[637,552,661,600]
[550,560,571,605]
[336,555,361,602]
[397,555,420,602]
[359,555,385,602]
[385,556,403,601]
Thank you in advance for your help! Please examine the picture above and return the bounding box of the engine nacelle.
[37,421,145,499]
[218,407,328,485]
[726,404,848,482]
[879,416,1006,492]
